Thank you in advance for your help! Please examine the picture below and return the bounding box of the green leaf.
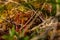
[6,2,17,10]
[0,5,5,13]
[27,0,45,3]
[2,35,14,40]
[2,25,16,40]
[49,0,57,16]
[2,35,9,40]
[9,25,15,37]
[20,1,36,10]
[58,0,60,2]
[41,0,57,16]
[58,0,60,11]
[24,36,29,40]
[18,36,29,40]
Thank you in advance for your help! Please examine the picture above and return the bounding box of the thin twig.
[30,17,52,31]
[20,10,37,30]
[21,2,47,32]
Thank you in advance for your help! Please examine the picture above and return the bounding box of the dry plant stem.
[23,11,41,33]
[56,0,60,16]
[20,10,45,31]
[39,15,45,22]
[1,0,46,31]
[30,23,53,40]
[20,10,37,30]
[21,2,46,32]
[39,18,58,40]
[50,20,58,40]
[30,17,52,31]
[30,18,58,40]
[1,0,20,6]
[50,26,57,40]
